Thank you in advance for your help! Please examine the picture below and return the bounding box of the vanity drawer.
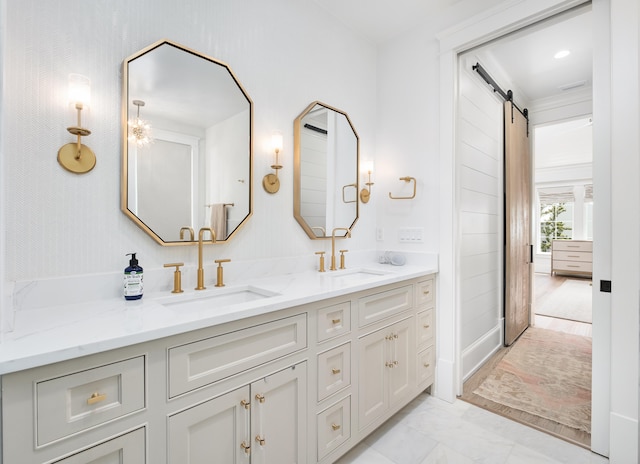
[52,427,146,463]
[36,356,145,446]
[417,346,435,388]
[358,285,413,327]
[317,342,351,402]
[416,308,434,349]
[416,279,434,307]
[317,396,351,460]
[168,313,307,397]
[317,302,351,342]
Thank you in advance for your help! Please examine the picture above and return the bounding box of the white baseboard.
[434,358,456,403]
[461,323,503,382]
[608,412,637,462]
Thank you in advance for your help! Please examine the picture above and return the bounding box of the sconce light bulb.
[68,73,91,108]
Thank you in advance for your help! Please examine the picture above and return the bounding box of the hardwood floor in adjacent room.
[460,273,593,448]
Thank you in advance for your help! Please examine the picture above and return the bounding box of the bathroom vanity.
[0,266,435,464]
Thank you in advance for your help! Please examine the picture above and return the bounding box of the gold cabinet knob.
[240,441,251,455]
[331,318,341,324]
[240,399,250,410]
[255,393,265,403]
[423,363,431,368]
[331,368,341,375]
[255,435,266,446]
[331,423,341,431]
[423,324,431,329]
[87,392,107,405]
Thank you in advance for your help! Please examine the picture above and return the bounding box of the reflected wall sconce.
[57,73,96,174]
[128,100,153,147]
[263,131,283,194]
[359,161,374,203]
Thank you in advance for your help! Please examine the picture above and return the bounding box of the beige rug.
[535,279,592,323]
[474,327,592,433]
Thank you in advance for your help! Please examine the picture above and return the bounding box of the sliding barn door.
[504,101,532,346]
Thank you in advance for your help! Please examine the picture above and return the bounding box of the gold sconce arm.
[263,131,284,194]
[360,170,374,203]
[389,176,416,200]
[342,183,357,203]
[58,102,96,174]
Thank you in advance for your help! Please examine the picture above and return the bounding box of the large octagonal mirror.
[121,40,252,245]
[294,101,359,239]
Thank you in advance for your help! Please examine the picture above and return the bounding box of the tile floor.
[334,393,608,464]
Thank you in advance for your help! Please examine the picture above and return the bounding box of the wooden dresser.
[551,239,593,277]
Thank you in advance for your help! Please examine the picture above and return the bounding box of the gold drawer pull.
[241,441,251,455]
[255,393,266,403]
[255,435,266,446]
[87,392,107,405]
[423,290,430,294]
[332,368,341,375]
[423,324,431,329]
[423,363,431,368]
[385,361,394,368]
[331,318,341,324]
[240,399,251,410]
[331,423,341,431]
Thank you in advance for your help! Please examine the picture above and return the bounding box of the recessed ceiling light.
[554,50,571,59]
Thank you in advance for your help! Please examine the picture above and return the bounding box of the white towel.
[210,204,227,239]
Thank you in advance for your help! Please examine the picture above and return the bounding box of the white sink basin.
[323,268,390,284]
[159,285,279,312]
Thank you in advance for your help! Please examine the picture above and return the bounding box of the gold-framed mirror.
[121,39,253,245]
[294,101,359,239]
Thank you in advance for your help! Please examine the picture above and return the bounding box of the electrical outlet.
[376,228,384,241]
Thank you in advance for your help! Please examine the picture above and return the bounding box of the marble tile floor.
[335,393,608,464]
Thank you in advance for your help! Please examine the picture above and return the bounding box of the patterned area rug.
[474,327,592,433]
[535,278,592,323]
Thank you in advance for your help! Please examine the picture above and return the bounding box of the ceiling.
[313,1,593,104]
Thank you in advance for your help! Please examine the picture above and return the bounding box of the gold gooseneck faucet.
[330,227,351,271]
[196,227,216,290]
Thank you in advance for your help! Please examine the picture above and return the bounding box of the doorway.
[456,4,595,448]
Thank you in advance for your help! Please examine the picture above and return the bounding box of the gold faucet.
[196,227,216,290]
[330,227,351,271]
[180,226,195,241]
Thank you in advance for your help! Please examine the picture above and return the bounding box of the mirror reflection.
[294,102,359,239]
[122,40,252,245]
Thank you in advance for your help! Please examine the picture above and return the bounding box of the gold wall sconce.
[57,74,96,174]
[263,131,283,193]
[389,176,417,200]
[359,162,374,203]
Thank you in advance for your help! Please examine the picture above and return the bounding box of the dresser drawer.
[317,302,351,342]
[416,308,434,349]
[317,342,351,402]
[168,313,307,397]
[553,250,592,263]
[36,356,145,446]
[553,260,593,273]
[317,396,351,460]
[415,279,434,307]
[552,240,593,252]
[358,285,413,327]
[417,346,435,388]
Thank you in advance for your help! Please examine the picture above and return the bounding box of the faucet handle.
[214,259,231,287]
[339,250,349,270]
[315,251,326,273]
[164,262,185,294]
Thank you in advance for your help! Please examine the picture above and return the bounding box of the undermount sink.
[158,285,279,312]
[323,268,390,284]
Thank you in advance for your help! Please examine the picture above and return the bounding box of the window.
[539,202,573,252]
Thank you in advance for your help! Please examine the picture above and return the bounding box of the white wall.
[0,0,377,292]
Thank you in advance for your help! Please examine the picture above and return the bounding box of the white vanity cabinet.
[168,363,307,464]
[1,272,436,464]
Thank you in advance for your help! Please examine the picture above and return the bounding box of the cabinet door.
[251,363,307,464]
[358,328,389,427]
[53,427,145,464]
[168,386,251,464]
[388,318,414,406]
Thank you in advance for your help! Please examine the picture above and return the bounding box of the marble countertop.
[0,263,436,375]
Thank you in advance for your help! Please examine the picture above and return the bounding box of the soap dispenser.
[124,253,144,300]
